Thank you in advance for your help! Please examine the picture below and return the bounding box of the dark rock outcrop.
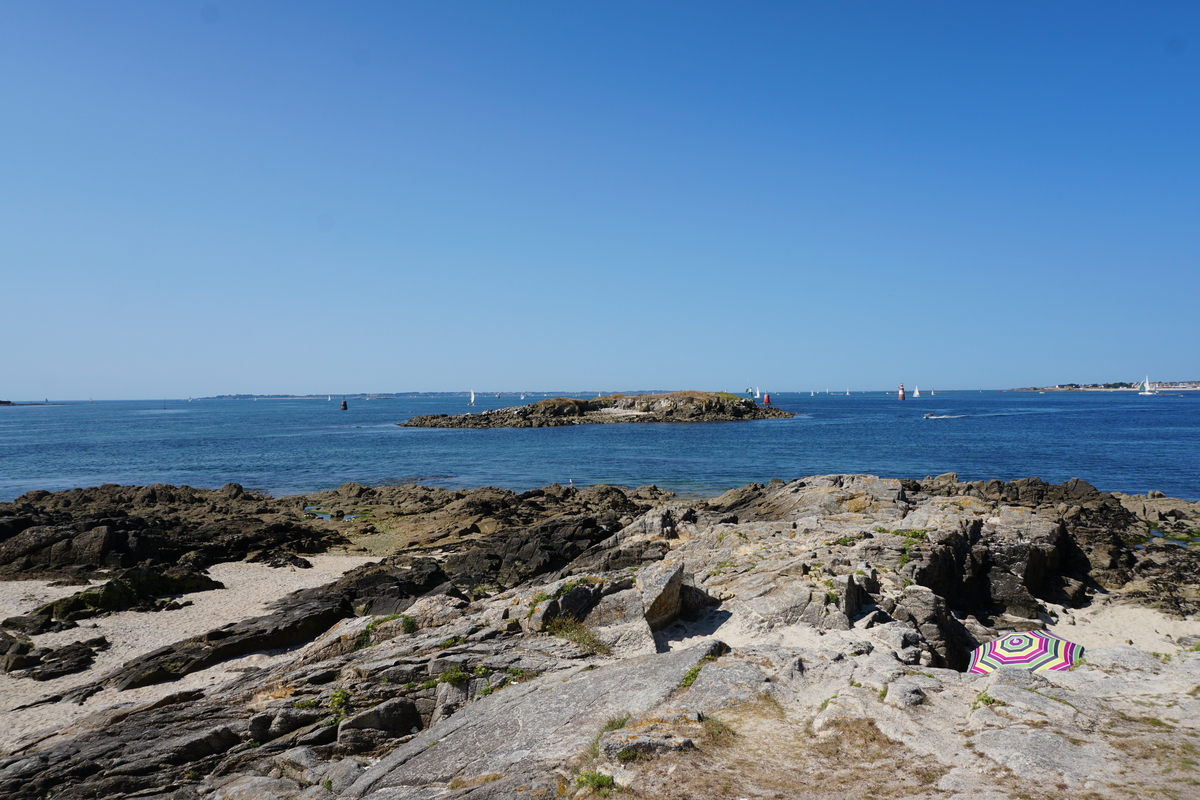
[31,567,224,623]
[401,391,794,428]
[0,497,345,582]
[2,636,109,680]
[442,513,623,591]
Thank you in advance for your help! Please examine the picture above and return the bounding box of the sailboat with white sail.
[1138,377,1157,396]
[913,386,920,398]
[468,391,475,406]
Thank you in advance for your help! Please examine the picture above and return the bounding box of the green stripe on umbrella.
[968,630,1084,674]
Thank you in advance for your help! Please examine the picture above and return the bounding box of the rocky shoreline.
[0,475,1198,799]
[400,391,794,428]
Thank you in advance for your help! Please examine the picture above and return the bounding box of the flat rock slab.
[682,658,770,712]
[972,728,1121,786]
[345,640,724,798]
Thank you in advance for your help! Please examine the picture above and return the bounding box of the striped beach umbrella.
[968,631,1084,674]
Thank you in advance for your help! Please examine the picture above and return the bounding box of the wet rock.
[446,514,621,590]
[0,516,37,542]
[0,484,349,580]
[36,566,224,622]
[7,636,109,680]
[1,612,77,635]
[0,628,35,672]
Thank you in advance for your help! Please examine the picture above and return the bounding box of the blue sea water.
[1,392,1197,502]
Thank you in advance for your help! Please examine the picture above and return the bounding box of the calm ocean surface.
[2,392,1197,502]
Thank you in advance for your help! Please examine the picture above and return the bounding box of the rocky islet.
[400,391,794,428]
[0,474,1197,798]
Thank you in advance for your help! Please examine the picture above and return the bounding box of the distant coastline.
[1015,382,1200,392]
[202,390,678,401]
[8,386,1199,404]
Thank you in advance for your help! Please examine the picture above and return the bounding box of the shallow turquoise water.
[2,391,1197,501]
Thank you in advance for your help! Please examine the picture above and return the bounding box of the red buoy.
[763,393,771,405]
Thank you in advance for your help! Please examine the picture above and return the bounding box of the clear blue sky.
[2,2,1197,400]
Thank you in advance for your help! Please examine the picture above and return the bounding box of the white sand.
[1047,598,1199,653]
[663,598,1198,662]
[0,555,375,756]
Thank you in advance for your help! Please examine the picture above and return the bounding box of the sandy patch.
[0,554,376,756]
[663,598,1199,665]
[1047,598,1199,653]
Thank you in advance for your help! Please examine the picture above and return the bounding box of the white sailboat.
[913,386,920,398]
[1138,377,1157,396]
[754,387,761,399]
[468,391,475,406]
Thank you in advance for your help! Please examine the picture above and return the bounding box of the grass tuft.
[971,690,1005,711]
[353,613,402,651]
[438,667,469,685]
[546,615,612,656]
[576,770,615,792]
[680,665,703,687]
[702,716,737,747]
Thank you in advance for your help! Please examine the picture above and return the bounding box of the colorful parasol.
[967,630,1084,674]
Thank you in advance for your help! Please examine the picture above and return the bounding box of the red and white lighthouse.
[898,383,906,401]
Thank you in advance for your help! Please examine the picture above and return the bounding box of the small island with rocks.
[400,390,794,428]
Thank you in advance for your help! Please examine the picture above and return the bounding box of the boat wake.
[923,414,968,419]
